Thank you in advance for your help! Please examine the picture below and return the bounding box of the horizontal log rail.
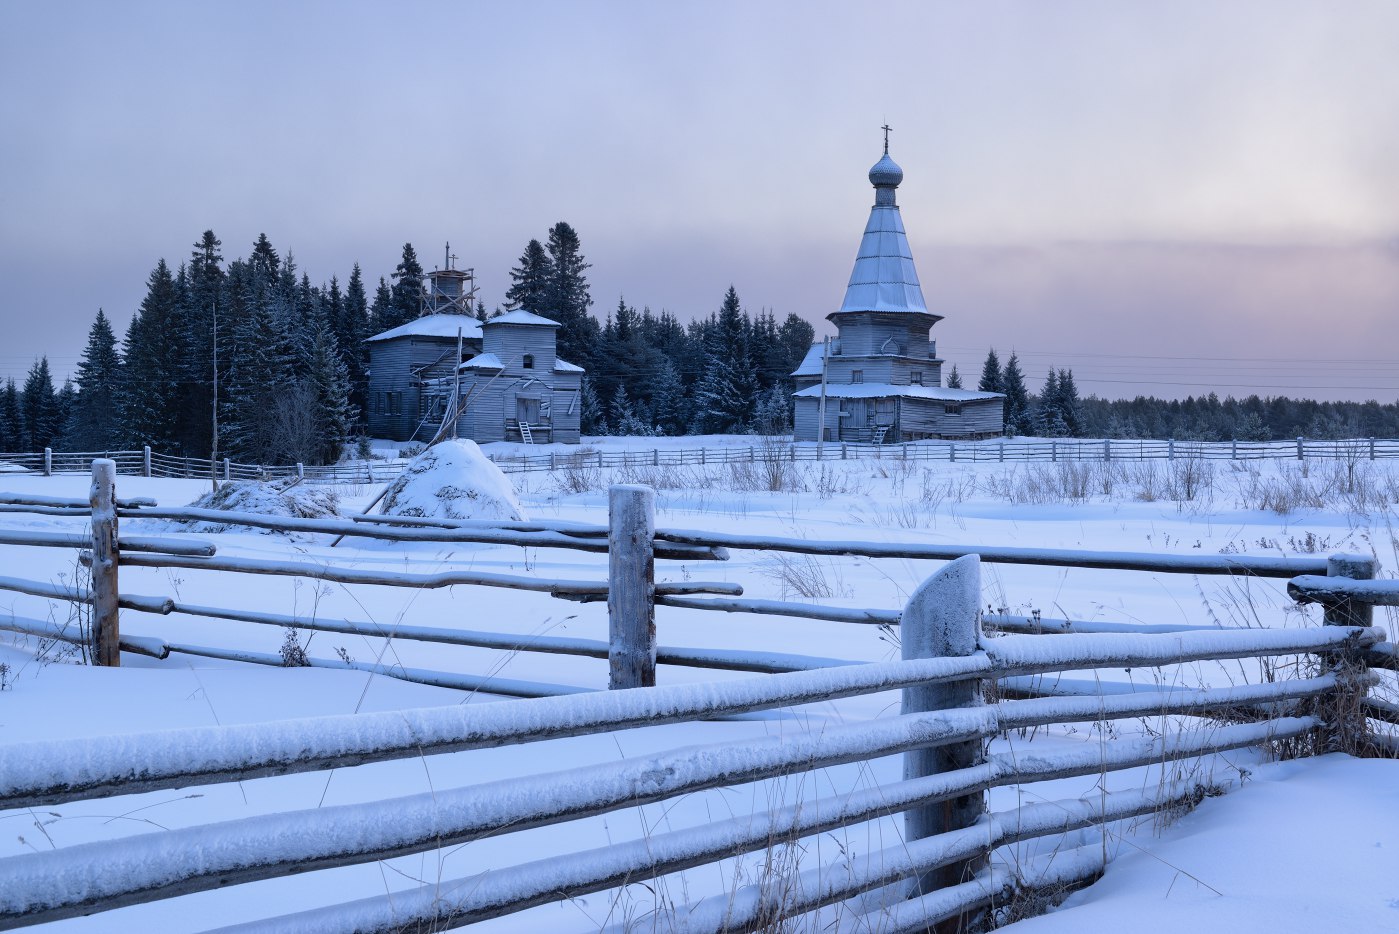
[657,595,1231,636]
[108,551,742,599]
[1288,574,1399,607]
[207,718,1305,934]
[0,529,215,556]
[651,527,1328,577]
[0,627,1366,811]
[115,505,724,559]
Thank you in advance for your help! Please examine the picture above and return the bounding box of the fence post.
[1297,436,1304,460]
[297,463,305,481]
[141,445,151,477]
[1370,437,1376,461]
[653,449,659,466]
[1104,439,1111,461]
[700,448,706,466]
[608,484,656,690]
[841,442,847,460]
[998,441,1004,463]
[1168,438,1175,461]
[1231,439,1237,460]
[89,459,121,667]
[223,458,231,482]
[1322,553,1377,752]
[42,448,52,476]
[949,443,956,462]
[1051,440,1057,463]
[902,554,986,904]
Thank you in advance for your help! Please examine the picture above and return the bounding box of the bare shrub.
[279,627,311,667]
[756,554,848,599]
[552,448,602,494]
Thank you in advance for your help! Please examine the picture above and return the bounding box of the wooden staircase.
[518,422,535,445]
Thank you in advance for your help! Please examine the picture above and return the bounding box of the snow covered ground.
[0,438,1395,931]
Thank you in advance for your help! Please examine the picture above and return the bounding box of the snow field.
[0,444,1395,931]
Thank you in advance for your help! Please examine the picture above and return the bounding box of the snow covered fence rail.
[0,557,1375,932]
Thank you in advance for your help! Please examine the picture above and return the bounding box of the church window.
[523,354,534,369]
[851,370,863,384]
[910,371,923,385]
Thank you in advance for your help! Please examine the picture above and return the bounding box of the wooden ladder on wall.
[518,422,535,445]
[872,426,889,445]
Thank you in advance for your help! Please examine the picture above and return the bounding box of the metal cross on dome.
[881,123,892,154]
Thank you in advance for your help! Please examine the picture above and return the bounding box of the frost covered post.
[1322,553,1377,752]
[609,484,656,689]
[902,554,986,904]
[43,448,52,476]
[142,446,151,477]
[89,459,120,666]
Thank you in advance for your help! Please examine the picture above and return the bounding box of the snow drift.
[379,439,527,522]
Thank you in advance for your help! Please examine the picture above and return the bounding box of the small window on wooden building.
[851,370,863,384]
[910,371,923,385]
[523,354,534,369]
[943,403,963,416]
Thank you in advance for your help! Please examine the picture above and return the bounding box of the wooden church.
[792,142,1004,442]
[365,251,584,444]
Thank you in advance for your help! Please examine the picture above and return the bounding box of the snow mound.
[166,478,340,535]
[379,439,527,522]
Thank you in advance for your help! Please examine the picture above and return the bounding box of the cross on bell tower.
[881,123,892,155]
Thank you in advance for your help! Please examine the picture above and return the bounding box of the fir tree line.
[969,348,1399,440]
[58,231,364,465]
[502,229,813,436]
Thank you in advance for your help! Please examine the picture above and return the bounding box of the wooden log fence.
[4,436,1399,483]
[0,555,1377,932]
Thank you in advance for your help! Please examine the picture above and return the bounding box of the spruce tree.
[305,318,355,463]
[21,357,61,450]
[0,380,22,452]
[120,259,184,450]
[1057,368,1084,436]
[544,222,600,367]
[505,239,553,313]
[978,349,1003,394]
[369,277,394,334]
[67,309,124,450]
[1036,369,1068,437]
[1001,352,1031,436]
[388,243,424,328]
[342,264,370,423]
[945,365,963,389]
[179,230,224,456]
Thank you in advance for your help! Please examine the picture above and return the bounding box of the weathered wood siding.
[793,397,842,442]
[899,398,1004,440]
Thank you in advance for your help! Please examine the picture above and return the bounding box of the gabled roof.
[366,314,483,343]
[459,352,504,371]
[837,150,931,317]
[484,309,560,328]
[792,383,1002,402]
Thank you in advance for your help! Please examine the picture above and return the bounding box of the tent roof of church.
[366,313,483,343]
[836,148,930,317]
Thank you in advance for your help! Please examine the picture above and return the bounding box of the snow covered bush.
[379,438,527,522]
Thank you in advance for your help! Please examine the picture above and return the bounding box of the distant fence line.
[1,436,1397,485]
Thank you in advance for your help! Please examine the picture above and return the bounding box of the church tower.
[790,133,1004,442]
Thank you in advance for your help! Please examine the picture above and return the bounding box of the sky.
[1,0,1397,402]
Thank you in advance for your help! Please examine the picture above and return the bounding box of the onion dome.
[868,152,903,188]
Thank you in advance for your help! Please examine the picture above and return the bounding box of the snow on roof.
[366,314,483,343]
[553,358,583,373]
[792,383,1003,402]
[483,309,560,328]
[792,342,826,378]
[460,352,504,370]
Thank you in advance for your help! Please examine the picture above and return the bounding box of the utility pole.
[816,335,831,455]
[210,294,220,490]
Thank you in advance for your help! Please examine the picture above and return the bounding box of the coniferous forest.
[6,228,1397,465]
